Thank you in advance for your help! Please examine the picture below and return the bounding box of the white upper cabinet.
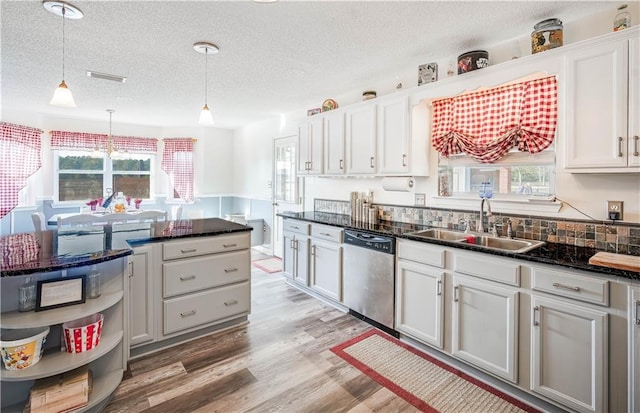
[377,94,410,175]
[297,117,324,175]
[345,103,377,174]
[565,28,640,172]
[323,110,345,175]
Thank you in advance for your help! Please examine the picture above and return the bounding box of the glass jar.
[86,266,101,299]
[614,4,631,31]
[113,191,126,213]
[531,18,563,54]
[18,277,36,312]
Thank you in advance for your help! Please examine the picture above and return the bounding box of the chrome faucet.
[478,198,492,233]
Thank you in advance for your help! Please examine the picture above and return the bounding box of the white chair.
[57,213,100,230]
[134,210,168,222]
[31,212,47,232]
[172,206,183,220]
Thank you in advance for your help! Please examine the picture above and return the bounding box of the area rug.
[252,257,282,273]
[330,329,540,413]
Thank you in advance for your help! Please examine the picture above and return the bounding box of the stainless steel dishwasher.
[342,229,395,331]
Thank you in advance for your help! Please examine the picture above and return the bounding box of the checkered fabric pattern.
[0,122,42,218]
[51,131,157,153]
[0,233,41,267]
[431,76,557,163]
[161,220,194,237]
[161,138,195,202]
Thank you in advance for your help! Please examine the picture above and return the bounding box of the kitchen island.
[0,217,252,411]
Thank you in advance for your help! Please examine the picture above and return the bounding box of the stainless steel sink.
[407,229,468,242]
[466,236,545,253]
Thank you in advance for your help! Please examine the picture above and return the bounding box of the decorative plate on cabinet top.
[322,99,338,112]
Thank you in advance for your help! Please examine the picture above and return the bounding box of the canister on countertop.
[531,18,563,54]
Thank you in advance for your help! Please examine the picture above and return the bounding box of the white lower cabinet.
[129,244,156,347]
[530,295,608,413]
[395,259,444,348]
[451,274,519,383]
[629,286,640,413]
[309,239,342,301]
[282,220,310,286]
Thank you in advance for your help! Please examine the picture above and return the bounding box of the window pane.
[446,164,554,197]
[59,154,103,171]
[112,157,151,172]
[113,175,150,199]
[59,173,103,201]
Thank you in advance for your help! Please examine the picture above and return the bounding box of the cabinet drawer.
[531,267,609,306]
[397,239,445,268]
[163,233,249,260]
[283,220,310,235]
[453,252,520,286]
[311,224,343,243]
[163,281,250,335]
[163,250,250,298]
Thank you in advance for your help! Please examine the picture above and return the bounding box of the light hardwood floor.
[104,253,418,413]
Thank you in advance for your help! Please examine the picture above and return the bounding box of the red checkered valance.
[161,138,195,202]
[51,131,157,154]
[0,122,43,218]
[431,75,558,163]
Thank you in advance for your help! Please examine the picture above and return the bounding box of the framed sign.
[35,276,86,311]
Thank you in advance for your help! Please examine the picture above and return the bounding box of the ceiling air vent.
[86,71,127,83]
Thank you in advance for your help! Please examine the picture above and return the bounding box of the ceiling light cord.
[204,47,208,105]
[61,5,66,81]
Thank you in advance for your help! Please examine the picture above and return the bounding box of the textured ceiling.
[1,1,616,130]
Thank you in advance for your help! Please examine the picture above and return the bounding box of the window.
[56,150,152,202]
[438,149,555,199]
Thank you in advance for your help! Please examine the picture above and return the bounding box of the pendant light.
[193,42,219,126]
[44,1,83,108]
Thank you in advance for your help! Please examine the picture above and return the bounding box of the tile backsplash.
[314,198,639,255]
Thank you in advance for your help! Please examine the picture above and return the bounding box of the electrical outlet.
[606,200,623,221]
[414,193,425,206]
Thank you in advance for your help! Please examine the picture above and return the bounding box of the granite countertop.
[279,211,639,281]
[0,218,252,277]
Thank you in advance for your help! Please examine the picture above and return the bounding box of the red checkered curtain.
[51,131,157,153]
[0,122,43,218]
[161,138,194,202]
[431,76,557,163]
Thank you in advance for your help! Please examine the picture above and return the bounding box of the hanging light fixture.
[94,109,123,158]
[44,1,83,108]
[193,42,219,126]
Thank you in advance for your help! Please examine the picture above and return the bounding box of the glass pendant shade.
[50,80,76,108]
[199,103,214,125]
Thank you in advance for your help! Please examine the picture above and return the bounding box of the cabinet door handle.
[293,239,298,250]
[319,232,332,237]
[310,245,316,256]
[290,226,299,230]
[618,136,624,157]
[402,154,407,167]
[635,300,640,325]
[290,239,295,249]
[223,243,237,248]
[370,157,375,168]
[128,261,134,278]
[453,285,459,302]
[224,300,238,306]
[339,159,344,169]
[181,248,197,254]
[552,282,580,292]
[436,279,442,296]
[634,136,639,156]
[224,268,238,273]
[180,310,196,317]
[179,275,196,281]
[533,306,540,326]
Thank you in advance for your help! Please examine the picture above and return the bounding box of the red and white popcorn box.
[62,313,103,353]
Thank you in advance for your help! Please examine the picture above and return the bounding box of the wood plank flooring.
[104,252,418,413]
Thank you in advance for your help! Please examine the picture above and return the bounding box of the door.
[629,36,640,167]
[531,295,607,413]
[345,103,377,174]
[272,136,303,258]
[377,95,410,174]
[451,275,519,383]
[310,239,342,301]
[395,259,444,348]
[629,286,640,413]
[129,244,155,347]
[324,110,345,175]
